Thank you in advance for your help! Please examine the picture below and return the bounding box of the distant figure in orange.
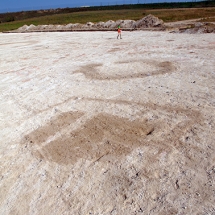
[117,25,122,39]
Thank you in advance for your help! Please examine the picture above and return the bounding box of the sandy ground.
[0,31,215,215]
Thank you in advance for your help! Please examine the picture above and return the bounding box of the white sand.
[0,31,215,214]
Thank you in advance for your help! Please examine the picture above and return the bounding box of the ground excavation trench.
[22,112,154,165]
[74,60,178,80]
[21,97,202,166]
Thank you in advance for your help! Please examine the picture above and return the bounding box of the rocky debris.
[180,22,215,34]
[167,21,215,34]
[12,14,164,33]
[103,20,115,28]
[27,24,36,31]
[17,24,29,31]
[132,14,164,28]
[118,20,136,28]
[6,14,215,34]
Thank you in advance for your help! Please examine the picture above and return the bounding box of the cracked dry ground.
[0,31,215,215]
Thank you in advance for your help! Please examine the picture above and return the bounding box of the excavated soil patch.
[22,113,154,165]
[74,60,177,80]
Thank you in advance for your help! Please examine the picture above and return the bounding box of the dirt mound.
[166,19,215,34]
[133,14,164,28]
[17,24,28,31]
[14,14,164,32]
[8,15,215,34]
[180,22,215,33]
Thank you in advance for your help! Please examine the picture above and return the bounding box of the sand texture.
[0,31,215,215]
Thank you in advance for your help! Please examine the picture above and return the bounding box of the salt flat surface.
[0,31,215,214]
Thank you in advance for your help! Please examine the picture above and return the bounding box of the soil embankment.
[6,14,215,33]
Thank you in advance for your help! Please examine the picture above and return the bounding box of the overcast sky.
[0,0,193,13]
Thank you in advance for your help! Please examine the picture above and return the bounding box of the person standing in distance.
[117,25,122,39]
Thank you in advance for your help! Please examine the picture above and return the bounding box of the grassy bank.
[0,5,215,32]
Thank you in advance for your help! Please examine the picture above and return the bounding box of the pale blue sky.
[0,0,194,13]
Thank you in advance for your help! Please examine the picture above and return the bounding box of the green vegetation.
[0,1,215,32]
[149,7,215,22]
